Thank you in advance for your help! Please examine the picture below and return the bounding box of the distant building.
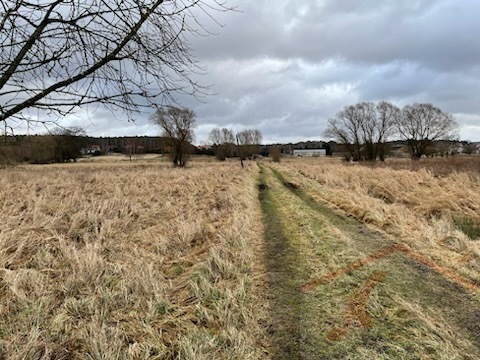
[293,149,326,157]
[81,144,101,155]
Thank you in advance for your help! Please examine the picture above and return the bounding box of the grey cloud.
[186,58,360,143]
[28,0,480,142]
[194,0,480,71]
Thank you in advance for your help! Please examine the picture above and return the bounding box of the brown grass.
[0,160,266,359]
[274,158,480,287]
[367,155,480,177]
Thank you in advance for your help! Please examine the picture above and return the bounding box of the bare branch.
[396,103,458,159]
[0,0,233,126]
[324,102,400,161]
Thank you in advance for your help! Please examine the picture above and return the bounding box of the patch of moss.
[454,217,480,240]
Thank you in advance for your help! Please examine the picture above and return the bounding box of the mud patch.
[258,183,269,191]
[283,181,299,190]
[302,243,479,293]
[327,271,386,341]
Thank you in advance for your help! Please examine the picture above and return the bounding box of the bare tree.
[435,140,453,157]
[463,142,477,155]
[0,1,231,129]
[325,104,364,161]
[375,101,401,160]
[236,129,262,161]
[208,127,235,160]
[150,106,195,167]
[325,102,399,161]
[397,103,458,159]
[51,126,86,162]
[123,138,145,162]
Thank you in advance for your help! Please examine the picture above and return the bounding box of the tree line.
[325,102,458,161]
[0,128,86,165]
[150,106,263,167]
[0,131,176,165]
[0,105,264,168]
[208,128,263,161]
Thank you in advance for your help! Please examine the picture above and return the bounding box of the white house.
[293,149,326,157]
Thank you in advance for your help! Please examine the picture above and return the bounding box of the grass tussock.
[0,160,266,359]
[272,158,480,285]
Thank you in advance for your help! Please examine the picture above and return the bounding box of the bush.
[269,146,281,163]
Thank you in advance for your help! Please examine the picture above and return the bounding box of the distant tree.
[322,142,333,156]
[325,102,399,161]
[123,138,144,161]
[52,127,86,162]
[150,107,195,167]
[4,128,86,164]
[374,102,401,160]
[396,104,458,159]
[269,146,281,162]
[435,140,452,158]
[236,129,262,160]
[24,135,57,164]
[208,127,235,160]
[463,142,477,155]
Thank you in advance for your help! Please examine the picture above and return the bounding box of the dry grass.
[368,155,480,177]
[264,165,480,360]
[258,164,480,358]
[272,158,480,286]
[0,160,266,359]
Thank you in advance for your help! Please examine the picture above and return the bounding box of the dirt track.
[259,164,480,359]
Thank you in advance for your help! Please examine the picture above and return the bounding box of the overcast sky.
[57,0,480,143]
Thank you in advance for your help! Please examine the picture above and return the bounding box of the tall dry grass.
[368,155,480,177]
[273,158,480,286]
[0,160,266,359]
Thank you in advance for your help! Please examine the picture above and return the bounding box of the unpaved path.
[258,164,480,359]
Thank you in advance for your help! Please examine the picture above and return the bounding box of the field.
[261,157,480,358]
[0,159,267,359]
[1,155,479,359]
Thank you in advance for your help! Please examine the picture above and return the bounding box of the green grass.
[257,166,306,359]
[454,217,480,240]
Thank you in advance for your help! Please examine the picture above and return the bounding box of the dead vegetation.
[257,163,480,359]
[367,155,480,177]
[275,158,480,286]
[3,154,479,358]
[0,160,266,359]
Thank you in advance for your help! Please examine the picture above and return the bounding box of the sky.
[26,0,480,144]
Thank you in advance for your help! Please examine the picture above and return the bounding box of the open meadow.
[0,158,267,359]
[1,155,479,359]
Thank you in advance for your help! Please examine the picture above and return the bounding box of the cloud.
[13,0,480,142]
[182,0,480,143]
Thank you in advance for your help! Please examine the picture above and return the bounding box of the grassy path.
[259,164,480,359]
